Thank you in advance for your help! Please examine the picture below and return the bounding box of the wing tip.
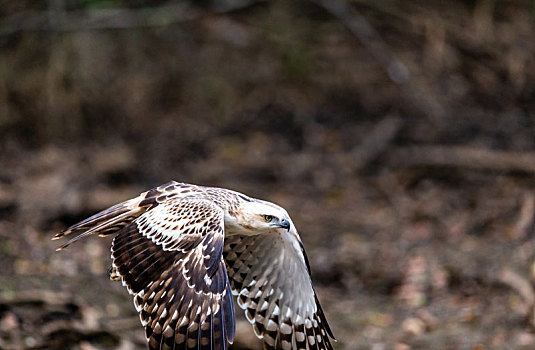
[52,232,66,240]
[55,242,70,251]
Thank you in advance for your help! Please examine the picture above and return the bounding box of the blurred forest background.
[2,0,535,349]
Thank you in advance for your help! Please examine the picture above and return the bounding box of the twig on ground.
[102,316,142,332]
[499,268,535,324]
[513,192,535,240]
[499,268,535,307]
[387,146,535,174]
[0,289,73,305]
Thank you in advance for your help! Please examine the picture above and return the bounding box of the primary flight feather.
[54,181,335,350]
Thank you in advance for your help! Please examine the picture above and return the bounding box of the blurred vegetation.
[2,0,535,349]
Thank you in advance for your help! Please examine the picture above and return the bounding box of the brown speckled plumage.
[54,181,334,350]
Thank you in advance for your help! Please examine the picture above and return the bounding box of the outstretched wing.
[52,181,191,250]
[224,232,334,350]
[112,197,235,350]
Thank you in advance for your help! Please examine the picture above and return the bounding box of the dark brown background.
[1,0,535,349]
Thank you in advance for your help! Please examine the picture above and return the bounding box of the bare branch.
[513,192,535,240]
[311,0,448,124]
[388,146,535,174]
[0,1,265,37]
[350,115,402,170]
[311,0,409,85]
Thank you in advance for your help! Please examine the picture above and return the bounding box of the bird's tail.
[52,190,155,251]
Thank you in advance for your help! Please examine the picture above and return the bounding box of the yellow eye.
[263,215,274,223]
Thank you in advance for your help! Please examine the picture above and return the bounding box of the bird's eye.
[263,215,274,223]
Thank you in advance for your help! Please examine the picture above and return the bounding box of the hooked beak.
[277,218,291,231]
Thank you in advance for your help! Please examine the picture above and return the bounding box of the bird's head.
[234,199,293,233]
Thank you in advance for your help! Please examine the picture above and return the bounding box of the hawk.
[54,181,335,350]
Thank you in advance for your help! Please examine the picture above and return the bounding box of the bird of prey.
[54,181,335,350]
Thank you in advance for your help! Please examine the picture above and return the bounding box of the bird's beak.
[277,218,291,231]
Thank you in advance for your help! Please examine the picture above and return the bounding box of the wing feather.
[53,181,187,249]
[108,197,235,350]
[224,233,334,350]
